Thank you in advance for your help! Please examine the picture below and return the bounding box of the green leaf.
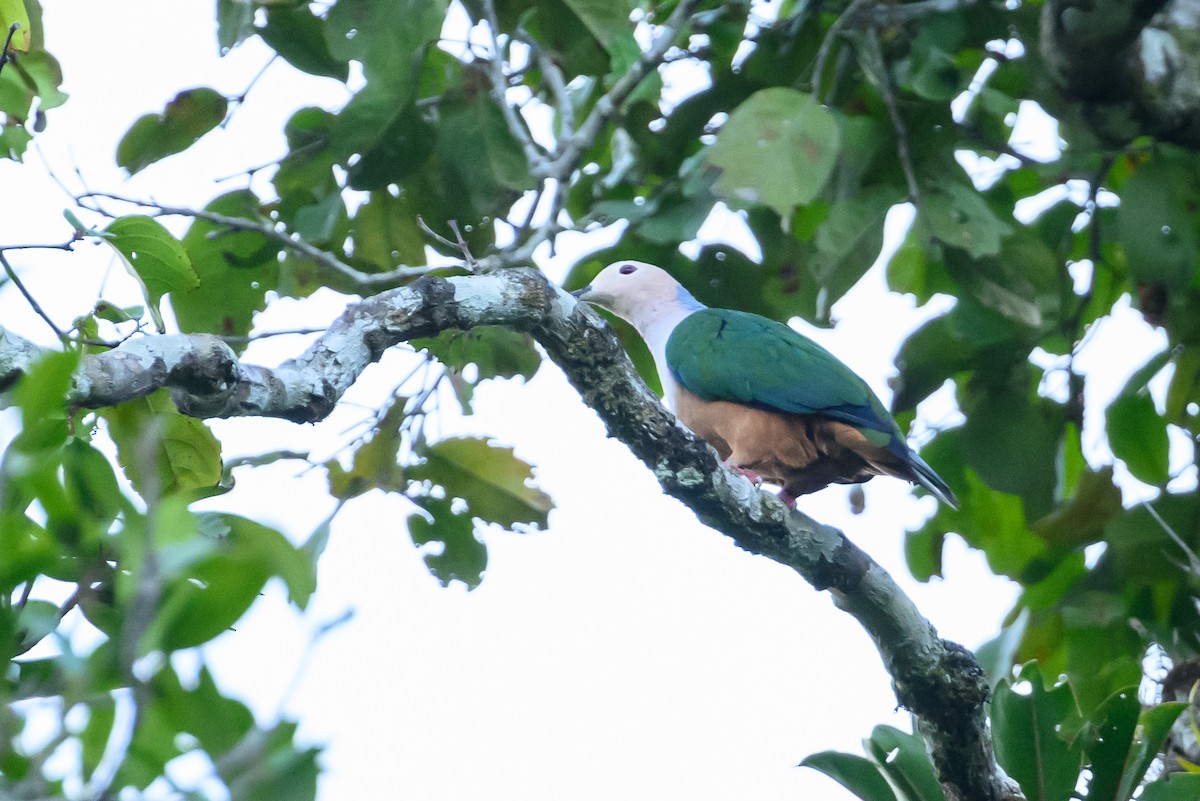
[560,0,639,72]
[81,698,116,776]
[116,87,228,174]
[991,663,1082,801]
[409,437,553,528]
[102,390,223,500]
[1,0,31,51]
[410,495,487,588]
[349,190,426,271]
[217,0,256,53]
[1139,774,1200,801]
[103,215,199,332]
[1118,157,1198,293]
[1079,686,1139,801]
[1116,701,1188,799]
[259,6,349,81]
[152,514,312,650]
[174,190,281,340]
[326,394,408,500]
[415,327,541,383]
[707,88,839,225]
[1106,392,1170,486]
[1166,346,1200,425]
[1030,468,1123,549]
[864,725,944,801]
[919,183,1012,258]
[435,94,536,216]
[800,751,898,801]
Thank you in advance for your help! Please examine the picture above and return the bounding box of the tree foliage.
[2,0,1200,798]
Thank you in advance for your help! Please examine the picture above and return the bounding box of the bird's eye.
[618,263,637,275]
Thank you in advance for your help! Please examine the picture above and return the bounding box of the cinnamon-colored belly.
[673,387,904,497]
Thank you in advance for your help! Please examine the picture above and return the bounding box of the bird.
[571,260,957,509]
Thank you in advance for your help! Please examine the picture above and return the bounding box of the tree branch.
[0,269,1020,801]
[1039,0,1200,147]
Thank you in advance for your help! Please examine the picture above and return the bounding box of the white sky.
[1,2,1181,800]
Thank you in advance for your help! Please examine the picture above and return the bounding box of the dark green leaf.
[1116,702,1187,799]
[175,190,281,340]
[919,183,1011,258]
[1079,686,1139,801]
[864,725,944,801]
[991,663,1082,801]
[410,437,553,528]
[410,495,487,588]
[415,327,541,383]
[1117,157,1198,293]
[116,88,228,174]
[217,0,256,53]
[1106,392,1170,486]
[1139,774,1200,801]
[800,751,898,801]
[259,6,349,81]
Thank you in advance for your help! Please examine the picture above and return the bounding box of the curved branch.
[1039,0,1200,147]
[0,269,1020,801]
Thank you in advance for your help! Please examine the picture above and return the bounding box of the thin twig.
[0,23,19,79]
[0,251,67,343]
[813,0,871,104]
[446,220,478,270]
[219,327,327,344]
[544,0,702,180]
[480,0,550,173]
[865,30,920,202]
[77,191,438,288]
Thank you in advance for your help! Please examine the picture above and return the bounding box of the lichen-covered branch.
[1040,0,1200,147]
[0,269,1020,801]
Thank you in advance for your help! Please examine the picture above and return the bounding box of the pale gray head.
[571,260,703,333]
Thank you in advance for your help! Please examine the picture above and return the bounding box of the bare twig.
[0,23,19,79]
[480,0,550,173]
[542,0,703,180]
[0,251,67,343]
[77,191,439,288]
[865,30,920,202]
[219,327,327,344]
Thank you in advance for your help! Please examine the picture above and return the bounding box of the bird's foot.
[726,464,763,487]
[777,490,797,509]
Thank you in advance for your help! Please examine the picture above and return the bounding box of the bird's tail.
[906,451,958,509]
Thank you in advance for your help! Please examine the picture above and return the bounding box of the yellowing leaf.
[1,0,31,51]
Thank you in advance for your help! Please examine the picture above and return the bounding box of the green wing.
[665,308,901,440]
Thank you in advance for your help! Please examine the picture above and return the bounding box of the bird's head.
[571,261,702,331]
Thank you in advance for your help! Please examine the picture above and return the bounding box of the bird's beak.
[571,286,592,301]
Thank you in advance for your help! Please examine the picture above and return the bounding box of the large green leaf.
[103,215,199,331]
[102,390,222,500]
[1079,687,1139,801]
[863,726,944,801]
[409,437,553,528]
[1107,392,1170,486]
[1117,156,1198,293]
[116,88,228,174]
[707,88,839,224]
[800,751,898,801]
[174,190,281,340]
[1139,775,1200,801]
[410,495,488,588]
[991,663,1082,801]
[1114,701,1187,799]
[259,6,349,81]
